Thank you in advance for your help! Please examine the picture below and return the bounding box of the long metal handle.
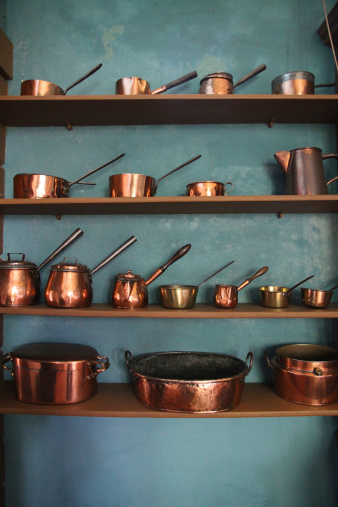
[69,153,126,187]
[154,154,201,192]
[286,275,315,295]
[233,64,266,88]
[90,236,137,276]
[145,244,191,286]
[198,260,235,288]
[151,70,197,94]
[237,266,269,292]
[63,63,102,94]
[35,228,84,274]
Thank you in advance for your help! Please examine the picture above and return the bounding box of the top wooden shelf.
[0,94,337,127]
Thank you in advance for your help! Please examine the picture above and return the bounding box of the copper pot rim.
[275,343,338,363]
[270,356,338,375]
[109,173,155,180]
[14,173,68,182]
[200,73,233,84]
[301,287,333,295]
[186,180,225,187]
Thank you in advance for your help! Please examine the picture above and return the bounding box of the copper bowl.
[186,180,233,197]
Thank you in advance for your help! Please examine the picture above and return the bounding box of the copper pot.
[214,266,269,308]
[115,70,197,95]
[45,236,137,308]
[199,64,266,94]
[301,283,338,309]
[109,155,201,197]
[186,180,233,196]
[271,71,335,95]
[125,349,253,412]
[2,342,110,404]
[21,63,102,96]
[112,244,191,309]
[0,228,83,307]
[265,344,338,406]
[259,275,314,308]
[14,153,125,199]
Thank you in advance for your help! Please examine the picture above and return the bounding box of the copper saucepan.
[112,244,191,309]
[115,70,197,95]
[260,275,314,308]
[199,64,266,94]
[186,180,233,196]
[0,228,83,306]
[214,266,269,308]
[109,155,201,197]
[21,63,102,96]
[14,153,125,199]
[159,260,235,309]
[271,71,336,95]
[301,283,338,309]
[45,236,137,308]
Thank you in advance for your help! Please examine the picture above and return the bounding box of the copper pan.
[215,266,269,308]
[301,283,338,308]
[260,275,314,308]
[125,349,253,412]
[186,180,233,196]
[21,63,102,96]
[109,154,201,197]
[271,71,335,95]
[199,64,266,94]
[14,153,125,199]
[115,70,197,95]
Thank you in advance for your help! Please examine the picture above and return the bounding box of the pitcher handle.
[223,181,233,196]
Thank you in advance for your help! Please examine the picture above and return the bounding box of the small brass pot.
[159,285,198,309]
[259,286,291,308]
[186,180,233,196]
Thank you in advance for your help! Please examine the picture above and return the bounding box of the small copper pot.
[2,342,110,404]
[214,266,269,308]
[115,70,197,95]
[301,283,338,309]
[265,344,338,406]
[271,71,335,95]
[125,350,253,413]
[199,64,266,94]
[186,180,233,196]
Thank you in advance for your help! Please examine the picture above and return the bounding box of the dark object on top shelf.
[317,2,338,46]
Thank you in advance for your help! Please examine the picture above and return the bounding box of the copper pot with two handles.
[45,236,137,308]
[186,180,233,196]
[0,228,83,306]
[112,244,191,309]
[214,266,269,308]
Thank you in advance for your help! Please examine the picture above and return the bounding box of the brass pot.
[260,275,314,308]
[115,70,197,95]
[186,180,233,196]
[265,344,338,406]
[214,266,269,308]
[0,228,83,307]
[45,236,137,308]
[125,350,253,413]
[2,342,110,404]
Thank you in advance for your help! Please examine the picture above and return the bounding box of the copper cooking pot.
[0,228,83,307]
[260,275,314,308]
[112,244,191,309]
[21,63,102,96]
[301,283,338,309]
[109,155,201,197]
[186,180,233,196]
[214,266,269,308]
[199,64,266,94]
[14,153,125,199]
[115,70,197,95]
[265,344,338,406]
[2,342,110,404]
[45,236,137,308]
[271,71,336,95]
[125,349,253,412]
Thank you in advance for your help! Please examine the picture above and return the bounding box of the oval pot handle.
[244,351,254,375]
[1,353,14,376]
[125,350,134,372]
[87,356,110,380]
[264,350,272,368]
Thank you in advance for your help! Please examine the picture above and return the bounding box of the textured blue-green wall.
[2,1,338,506]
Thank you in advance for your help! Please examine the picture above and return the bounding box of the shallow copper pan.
[186,180,233,196]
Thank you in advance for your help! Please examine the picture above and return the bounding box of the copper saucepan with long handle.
[260,275,315,308]
[112,244,191,309]
[14,153,125,199]
[109,154,201,197]
[199,64,266,94]
[115,70,197,95]
[0,228,84,306]
[301,282,338,309]
[45,236,137,308]
[21,63,102,96]
[214,266,269,308]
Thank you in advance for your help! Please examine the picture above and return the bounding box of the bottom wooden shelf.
[0,381,337,418]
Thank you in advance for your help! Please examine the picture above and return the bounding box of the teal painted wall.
[2,1,338,506]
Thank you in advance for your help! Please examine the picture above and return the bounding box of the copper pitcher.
[214,266,269,308]
[112,244,191,309]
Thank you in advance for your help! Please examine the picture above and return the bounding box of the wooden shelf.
[0,94,337,127]
[1,303,337,318]
[0,381,337,418]
[0,195,337,215]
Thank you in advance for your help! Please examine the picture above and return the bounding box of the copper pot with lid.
[45,236,137,308]
[0,228,83,307]
[1,342,110,404]
[112,244,191,309]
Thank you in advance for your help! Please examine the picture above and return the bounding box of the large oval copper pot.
[265,344,338,406]
[125,350,253,413]
[1,342,110,404]
[0,228,83,307]
[45,236,137,308]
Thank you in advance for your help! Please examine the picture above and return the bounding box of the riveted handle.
[88,355,110,380]
[1,353,14,376]
[244,351,254,375]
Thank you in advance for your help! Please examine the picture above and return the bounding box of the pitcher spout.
[274,151,291,173]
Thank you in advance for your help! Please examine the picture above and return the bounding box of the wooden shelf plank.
[0,303,337,318]
[0,196,337,215]
[0,95,337,127]
[0,381,337,418]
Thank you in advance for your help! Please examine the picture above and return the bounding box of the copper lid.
[12,342,98,362]
[200,72,233,85]
[49,258,88,273]
[116,270,142,282]
[0,253,37,269]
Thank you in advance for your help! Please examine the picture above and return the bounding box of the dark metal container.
[1,343,110,404]
[125,350,253,412]
[271,71,315,95]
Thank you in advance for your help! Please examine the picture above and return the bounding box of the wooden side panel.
[317,2,338,46]
[0,27,13,80]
